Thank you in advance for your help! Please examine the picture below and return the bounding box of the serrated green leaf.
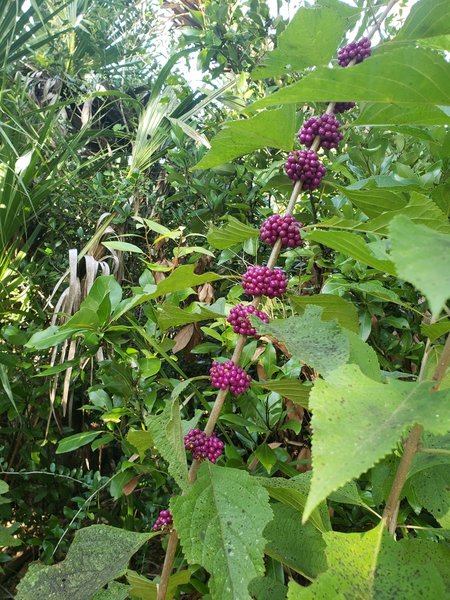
[354,103,450,126]
[207,216,259,250]
[252,3,354,79]
[15,525,153,600]
[408,465,450,527]
[264,502,327,580]
[306,230,396,274]
[289,293,359,333]
[126,429,153,460]
[288,525,450,599]
[328,481,364,507]
[146,400,188,492]
[255,378,310,408]
[248,576,287,600]
[396,0,450,41]
[248,47,450,110]
[172,463,272,600]
[252,305,349,376]
[194,106,296,170]
[341,188,407,219]
[389,215,450,317]
[304,364,450,522]
[346,331,381,381]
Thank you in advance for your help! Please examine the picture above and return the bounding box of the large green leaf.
[389,215,450,317]
[306,230,396,275]
[408,465,450,527]
[56,431,102,455]
[252,305,349,376]
[249,577,287,600]
[255,378,310,408]
[289,293,359,333]
[354,103,450,126]
[127,568,191,600]
[303,364,450,522]
[146,400,189,492]
[15,525,153,600]
[172,463,272,600]
[157,299,226,331]
[340,188,407,219]
[288,525,450,599]
[193,106,296,170]
[251,3,354,79]
[264,502,327,580]
[248,47,450,110]
[396,0,450,41]
[207,216,259,250]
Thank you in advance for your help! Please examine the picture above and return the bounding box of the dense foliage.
[1,0,450,598]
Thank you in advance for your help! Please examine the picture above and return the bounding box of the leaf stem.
[382,333,450,534]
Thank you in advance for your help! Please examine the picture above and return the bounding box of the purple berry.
[284,150,326,190]
[184,428,224,463]
[332,102,356,114]
[298,113,343,150]
[227,303,269,338]
[242,265,287,298]
[152,509,173,531]
[260,214,303,248]
[210,360,252,396]
[338,37,371,67]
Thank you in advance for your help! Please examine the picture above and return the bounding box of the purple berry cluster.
[338,37,371,67]
[210,360,252,396]
[227,303,269,338]
[152,509,173,531]
[242,265,287,298]
[298,113,343,150]
[184,428,224,463]
[332,102,356,114]
[260,214,303,248]
[284,150,326,190]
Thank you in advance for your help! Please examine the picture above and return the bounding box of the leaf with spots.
[146,399,189,492]
[15,525,153,600]
[287,524,450,599]
[407,465,450,527]
[171,463,272,600]
[303,364,450,522]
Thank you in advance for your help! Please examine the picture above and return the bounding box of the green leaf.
[303,364,450,522]
[421,320,450,342]
[306,230,396,275]
[194,106,296,170]
[255,378,310,408]
[396,0,450,41]
[81,276,123,314]
[158,300,226,331]
[346,330,381,382]
[91,582,129,600]
[341,188,407,219]
[354,103,450,126]
[56,431,102,454]
[257,474,330,534]
[248,576,287,600]
[251,3,354,79]
[289,294,359,333]
[0,525,22,547]
[146,400,188,492]
[252,305,349,376]
[102,241,144,254]
[150,265,223,297]
[328,481,364,507]
[0,480,9,495]
[248,47,450,110]
[255,444,278,474]
[26,325,74,350]
[264,502,327,580]
[126,429,153,460]
[207,216,259,250]
[127,568,191,600]
[408,465,450,527]
[389,216,450,317]
[15,525,153,600]
[287,524,450,599]
[172,463,272,600]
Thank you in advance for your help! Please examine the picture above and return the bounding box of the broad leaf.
[389,215,450,317]
[207,216,259,250]
[288,525,450,599]
[303,364,450,522]
[421,320,450,342]
[255,378,310,408]
[306,230,396,274]
[396,0,450,41]
[248,47,450,109]
[126,429,153,460]
[264,502,327,580]
[56,431,102,454]
[354,103,450,126]
[252,305,349,376]
[249,576,287,600]
[127,568,191,600]
[103,241,144,254]
[91,582,129,600]
[408,465,450,527]
[15,525,153,600]
[252,3,354,79]
[157,299,226,331]
[340,188,407,219]
[172,463,272,600]
[146,400,188,492]
[289,293,359,333]
[194,106,296,170]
